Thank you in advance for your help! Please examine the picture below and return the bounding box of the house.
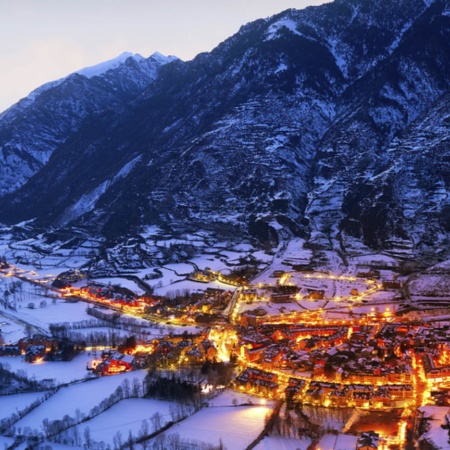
[271,293,292,303]
[307,289,325,300]
[234,368,279,397]
[356,431,379,450]
[96,352,135,375]
[272,270,286,278]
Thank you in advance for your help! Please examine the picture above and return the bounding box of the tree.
[42,418,51,438]
[150,412,161,433]
[84,426,93,449]
[127,430,134,450]
[132,377,142,397]
[122,378,131,398]
[138,419,150,450]
[113,431,123,450]
[72,425,81,447]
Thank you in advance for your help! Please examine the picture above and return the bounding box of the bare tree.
[150,412,162,433]
[84,426,93,449]
[113,431,123,450]
[138,419,150,450]
[122,378,131,398]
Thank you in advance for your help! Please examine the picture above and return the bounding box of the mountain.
[0,52,177,196]
[0,0,449,264]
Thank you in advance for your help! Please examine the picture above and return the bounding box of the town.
[1,255,450,450]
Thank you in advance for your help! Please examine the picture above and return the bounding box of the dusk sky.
[0,0,328,112]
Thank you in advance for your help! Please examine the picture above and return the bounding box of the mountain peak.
[76,52,142,78]
[149,51,179,64]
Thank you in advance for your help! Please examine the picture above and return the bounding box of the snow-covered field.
[0,352,94,384]
[82,398,174,446]
[0,391,48,416]
[316,433,359,450]
[161,404,270,449]
[153,278,235,296]
[4,299,92,333]
[15,370,147,432]
[254,436,311,450]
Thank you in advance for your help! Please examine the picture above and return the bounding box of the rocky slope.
[0,0,449,263]
[0,52,176,195]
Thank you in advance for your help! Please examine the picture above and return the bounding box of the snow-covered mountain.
[0,0,449,264]
[0,52,177,195]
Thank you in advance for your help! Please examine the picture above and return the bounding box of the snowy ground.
[3,299,92,334]
[160,404,270,449]
[254,436,311,450]
[207,389,273,408]
[419,406,450,450]
[0,352,94,384]
[14,370,147,432]
[94,277,146,296]
[0,436,15,448]
[83,398,174,447]
[3,228,445,449]
[0,391,48,416]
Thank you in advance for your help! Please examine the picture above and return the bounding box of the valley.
[0,0,449,448]
[1,228,450,449]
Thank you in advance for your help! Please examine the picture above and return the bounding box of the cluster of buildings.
[233,320,438,408]
[88,350,135,375]
[0,335,83,363]
[141,333,218,367]
[63,283,143,308]
[144,287,232,323]
[302,381,413,408]
[234,368,279,397]
[87,330,219,374]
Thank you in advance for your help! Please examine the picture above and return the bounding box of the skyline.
[0,0,328,113]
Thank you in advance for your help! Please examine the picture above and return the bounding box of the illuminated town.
[2,250,450,450]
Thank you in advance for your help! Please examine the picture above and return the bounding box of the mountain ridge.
[0,52,177,196]
[0,0,449,264]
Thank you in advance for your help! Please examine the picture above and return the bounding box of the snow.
[154,279,235,296]
[144,268,185,290]
[114,154,142,180]
[149,51,178,65]
[419,406,450,449]
[84,398,174,446]
[0,315,28,344]
[208,389,271,408]
[0,391,48,416]
[94,277,145,296]
[190,255,229,272]
[76,52,140,78]
[388,20,413,54]
[408,274,450,297]
[254,436,311,450]
[266,18,305,41]
[163,263,196,276]
[1,298,93,335]
[0,436,15,448]
[317,433,358,450]
[0,352,94,384]
[161,404,270,449]
[15,370,147,431]
[57,180,110,226]
[326,36,349,78]
[275,63,288,74]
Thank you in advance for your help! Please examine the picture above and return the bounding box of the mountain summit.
[0,0,449,263]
